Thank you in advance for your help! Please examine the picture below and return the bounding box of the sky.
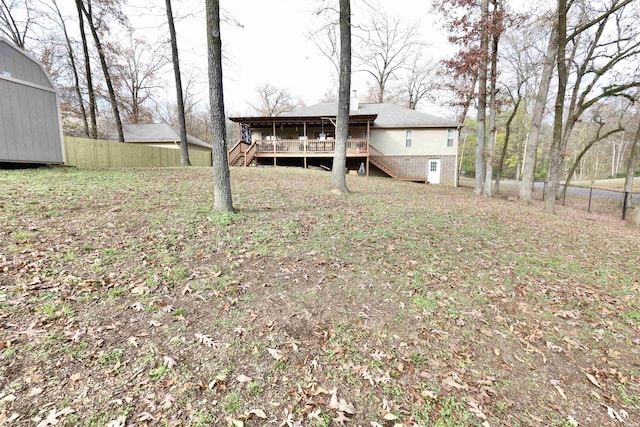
[124,0,453,117]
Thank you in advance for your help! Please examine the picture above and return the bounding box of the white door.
[427,159,441,184]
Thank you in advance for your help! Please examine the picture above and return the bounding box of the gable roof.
[0,37,58,93]
[123,123,211,149]
[280,102,461,128]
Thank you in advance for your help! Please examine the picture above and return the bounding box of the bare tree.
[48,0,89,137]
[75,0,98,139]
[331,0,351,194]
[248,83,302,116]
[206,0,234,212]
[519,21,557,203]
[402,55,438,109]
[0,0,34,49]
[546,0,640,213]
[474,0,490,195]
[78,0,126,142]
[113,35,167,124]
[483,0,503,197]
[623,114,640,194]
[356,11,421,103]
[165,0,190,166]
[309,21,340,76]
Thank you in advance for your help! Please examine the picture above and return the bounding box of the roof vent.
[350,90,359,111]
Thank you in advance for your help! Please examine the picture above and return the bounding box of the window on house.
[447,129,455,147]
[405,130,413,148]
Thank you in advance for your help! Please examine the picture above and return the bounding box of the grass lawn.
[1,166,639,426]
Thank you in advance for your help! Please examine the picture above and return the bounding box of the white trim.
[0,73,57,94]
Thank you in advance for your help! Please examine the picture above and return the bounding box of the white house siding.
[369,128,457,156]
[369,128,458,185]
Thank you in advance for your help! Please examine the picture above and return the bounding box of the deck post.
[366,119,371,177]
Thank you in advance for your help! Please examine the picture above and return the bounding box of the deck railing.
[255,138,368,154]
[369,146,399,179]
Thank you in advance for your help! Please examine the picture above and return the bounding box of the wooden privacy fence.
[64,137,212,168]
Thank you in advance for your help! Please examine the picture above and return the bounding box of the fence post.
[562,184,566,206]
[622,191,629,220]
[542,181,546,202]
[588,187,593,213]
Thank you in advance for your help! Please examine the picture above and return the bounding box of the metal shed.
[0,37,64,164]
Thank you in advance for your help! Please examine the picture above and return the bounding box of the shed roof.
[123,123,212,150]
[0,37,57,92]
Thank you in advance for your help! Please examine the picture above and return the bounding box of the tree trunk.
[475,0,489,195]
[483,17,500,197]
[519,25,557,203]
[75,0,97,139]
[545,0,568,214]
[331,0,351,194]
[624,122,640,194]
[166,0,190,166]
[54,0,89,137]
[495,96,521,194]
[206,0,234,212]
[81,0,124,142]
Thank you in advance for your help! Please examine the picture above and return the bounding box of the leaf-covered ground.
[1,167,639,427]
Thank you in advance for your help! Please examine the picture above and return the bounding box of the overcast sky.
[123,0,451,117]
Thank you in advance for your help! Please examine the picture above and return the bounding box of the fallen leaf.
[236,374,252,383]
[549,379,567,400]
[137,412,155,421]
[585,373,602,389]
[106,415,127,427]
[131,302,144,311]
[466,399,487,419]
[383,413,399,421]
[333,412,351,425]
[163,356,177,368]
[566,415,579,426]
[546,342,565,353]
[28,387,43,397]
[36,407,75,427]
[247,409,267,419]
[606,406,627,422]
[161,394,175,410]
[195,333,216,347]
[267,347,283,360]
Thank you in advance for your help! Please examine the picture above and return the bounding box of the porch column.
[366,119,371,176]
[303,121,308,169]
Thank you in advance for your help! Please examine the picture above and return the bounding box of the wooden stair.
[229,153,245,167]
[228,141,256,167]
[369,146,400,179]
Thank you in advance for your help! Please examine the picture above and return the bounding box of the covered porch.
[228,113,377,173]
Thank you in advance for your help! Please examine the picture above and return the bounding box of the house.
[123,123,212,152]
[0,37,64,164]
[228,93,461,185]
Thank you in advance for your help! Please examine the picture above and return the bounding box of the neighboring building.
[0,37,64,164]
[229,94,461,185]
[123,123,212,152]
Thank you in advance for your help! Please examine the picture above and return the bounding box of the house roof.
[280,102,461,128]
[230,102,461,129]
[123,123,211,149]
